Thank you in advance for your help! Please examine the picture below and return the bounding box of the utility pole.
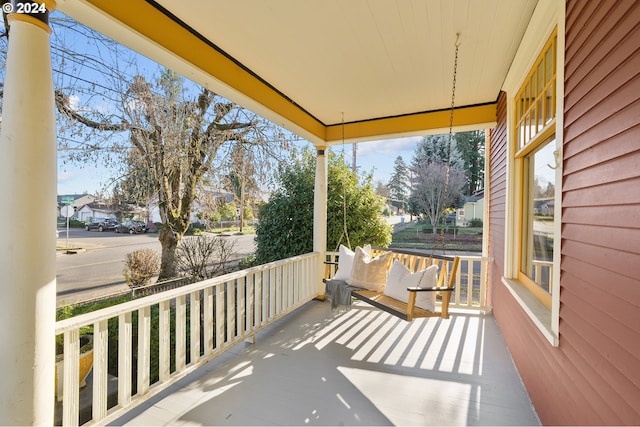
[352,142,358,173]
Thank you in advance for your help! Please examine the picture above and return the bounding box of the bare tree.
[55,67,278,279]
[176,235,237,281]
[408,161,466,234]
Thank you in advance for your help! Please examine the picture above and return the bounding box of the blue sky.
[337,136,421,185]
[57,136,422,195]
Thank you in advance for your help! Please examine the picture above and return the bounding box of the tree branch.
[55,89,131,132]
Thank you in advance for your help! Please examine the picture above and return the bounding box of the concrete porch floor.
[112,300,540,426]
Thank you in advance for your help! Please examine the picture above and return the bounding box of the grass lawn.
[391,221,482,252]
[200,225,256,235]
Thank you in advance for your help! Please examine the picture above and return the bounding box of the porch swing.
[324,35,462,322]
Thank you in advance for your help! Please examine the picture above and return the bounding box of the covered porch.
[6,0,638,425]
[114,301,537,426]
[53,253,524,426]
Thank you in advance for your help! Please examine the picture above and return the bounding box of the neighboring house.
[76,202,116,222]
[456,190,484,225]
[56,193,96,218]
[147,191,235,224]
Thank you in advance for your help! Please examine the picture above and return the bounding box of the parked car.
[115,220,147,234]
[85,218,118,232]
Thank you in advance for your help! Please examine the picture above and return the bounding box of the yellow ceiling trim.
[325,103,497,143]
[86,0,325,140]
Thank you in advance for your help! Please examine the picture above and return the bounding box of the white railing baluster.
[479,258,487,308]
[137,306,151,395]
[275,265,282,316]
[92,319,108,420]
[466,260,473,307]
[255,271,263,327]
[62,329,80,427]
[268,269,275,321]
[238,277,246,336]
[226,280,235,343]
[286,263,293,309]
[190,291,201,365]
[215,284,224,351]
[176,295,186,371]
[118,312,132,407]
[203,288,214,355]
[159,300,170,382]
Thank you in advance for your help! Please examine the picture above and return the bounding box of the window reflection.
[522,139,556,293]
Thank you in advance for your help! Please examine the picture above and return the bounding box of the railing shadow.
[116,300,537,426]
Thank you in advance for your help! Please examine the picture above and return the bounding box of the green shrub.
[469,218,483,227]
[238,255,256,269]
[123,249,160,288]
[69,219,86,228]
[255,148,392,264]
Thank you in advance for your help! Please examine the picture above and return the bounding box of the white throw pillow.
[333,244,371,281]
[383,260,439,312]
[347,246,391,292]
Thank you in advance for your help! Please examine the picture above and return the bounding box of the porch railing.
[54,252,320,426]
[325,249,491,311]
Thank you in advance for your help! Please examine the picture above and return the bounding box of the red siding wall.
[487,92,507,306]
[492,1,640,424]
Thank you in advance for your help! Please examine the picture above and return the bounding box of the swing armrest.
[324,261,339,280]
[406,286,455,292]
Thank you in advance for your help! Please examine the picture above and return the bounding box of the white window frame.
[501,0,565,347]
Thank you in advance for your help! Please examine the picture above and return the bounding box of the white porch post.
[0,1,57,425]
[313,146,327,297]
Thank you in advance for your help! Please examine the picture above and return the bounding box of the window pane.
[545,86,553,124]
[545,45,553,84]
[522,139,557,293]
[537,61,544,97]
[537,98,544,133]
[530,75,536,104]
[529,110,536,141]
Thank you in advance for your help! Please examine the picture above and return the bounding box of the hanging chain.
[436,33,461,255]
[335,112,351,251]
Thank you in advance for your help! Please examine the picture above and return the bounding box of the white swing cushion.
[383,259,439,313]
[333,244,371,281]
[347,246,392,292]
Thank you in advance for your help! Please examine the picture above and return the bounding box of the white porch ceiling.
[58,0,538,144]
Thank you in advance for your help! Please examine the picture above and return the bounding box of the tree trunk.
[158,227,180,280]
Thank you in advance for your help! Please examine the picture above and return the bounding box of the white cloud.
[355,136,422,156]
[68,94,80,111]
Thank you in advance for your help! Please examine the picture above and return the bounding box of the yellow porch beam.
[325,103,498,144]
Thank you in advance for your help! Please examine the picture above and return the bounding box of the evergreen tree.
[455,130,485,194]
[412,134,464,170]
[388,156,409,213]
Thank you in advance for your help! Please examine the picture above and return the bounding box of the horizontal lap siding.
[561,0,640,424]
[492,1,640,424]
[487,91,507,307]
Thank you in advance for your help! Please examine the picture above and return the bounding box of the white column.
[313,146,328,297]
[0,2,57,425]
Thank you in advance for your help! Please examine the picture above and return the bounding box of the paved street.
[56,228,256,307]
[55,216,471,307]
